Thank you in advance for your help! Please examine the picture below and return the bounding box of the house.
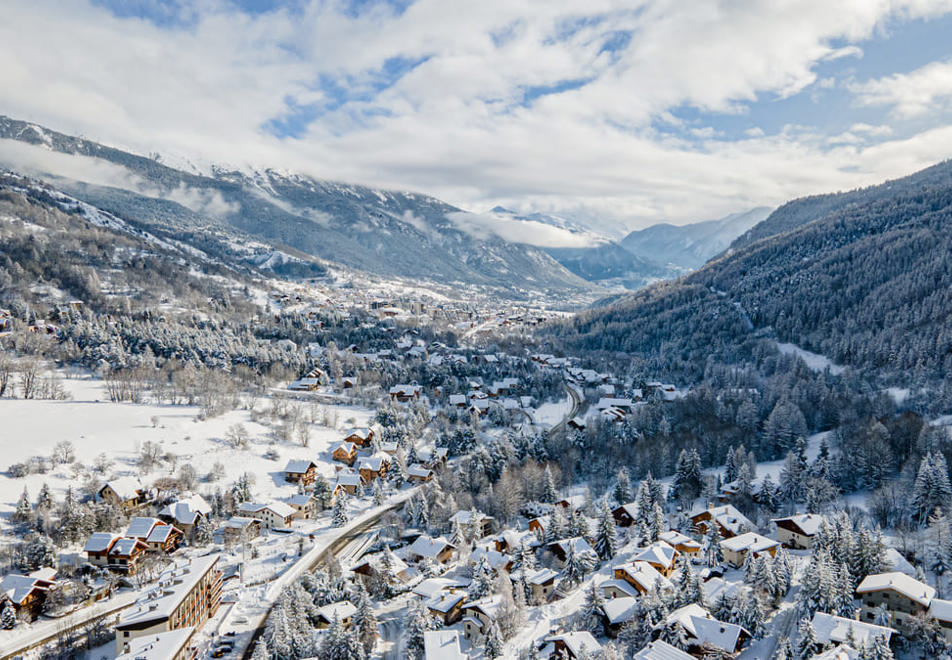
[289,493,318,520]
[632,541,679,576]
[408,464,434,482]
[632,641,693,660]
[423,630,469,660]
[449,510,494,539]
[461,596,504,641]
[494,529,536,553]
[99,477,147,512]
[448,394,468,408]
[602,596,640,632]
[351,551,413,587]
[658,530,702,555]
[468,547,512,573]
[611,502,639,527]
[547,537,598,565]
[613,561,673,596]
[522,568,559,603]
[288,377,321,392]
[665,604,749,655]
[567,417,586,431]
[595,398,635,413]
[332,442,359,466]
[811,612,895,648]
[158,495,211,533]
[108,538,150,573]
[344,428,375,447]
[720,532,779,567]
[554,495,586,510]
[773,514,824,549]
[542,632,603,659]
[85,532,123,567]
[237,502,296,530]
[315,601,357,628]
[116,627,196,660]
[334,472,361,496]
[284,460,318,486]
[689,504,754,539]
[401,536,456,564]
[114,556,222,654]
[856,572,936,628]
[389,384,422,402]
[929,598,952,642]
[601,579,640,600]
[426,591,467,625]
[0,570,55,622]
[146,523,185,554]
[357,455,391,483]
[220,516,260,544]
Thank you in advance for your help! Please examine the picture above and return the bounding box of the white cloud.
[852,59,952,118]
[1,0,952,234]
[446,211,603,248]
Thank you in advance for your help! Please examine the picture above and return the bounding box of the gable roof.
[811,612,895,647]
[616,561,673,592]
[158,495,211,526]
[284,459,317,473]
[85,532,122,553]
[603,596,640,625]
[633,541,678,568]
[126,517,162,539]
[101,476,143,501]
[0,574,52,605]
[720,532,778,554]
[406,535,455,559]
[316,600,357,622]
[856,572,936,606]
[773,513,825,536]
[633,641,695,660]
[546,632,602,656]
[424,630,468,660]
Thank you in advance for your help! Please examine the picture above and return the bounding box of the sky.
[2,0,952,236]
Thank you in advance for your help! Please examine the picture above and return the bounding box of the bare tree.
[0,353,12,397]
[18,358,40,399]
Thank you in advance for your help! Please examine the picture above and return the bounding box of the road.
[546,383,582,437]
[375,595,410,660]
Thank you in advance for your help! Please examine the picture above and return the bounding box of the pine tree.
[670,448,702,502]
[563,544,596,586]
[0,601,15,629]
[673,554,702,608]
[372,479,385,506]
[469,555,494,600]
[862,634,895,660]
[12,486,31,524]
[724,445,737,483]
[484,620,505,659]
[758,473,779,511]
[541,466,558,503]
[614,467,632,504]
[649,503,666,543]
[704,522,723,567]
[405,600,435,660]
[194,517,213,546]
[580,581,605,633]
[913,452,952,524]
[313,475,333,510]
[352,587,378,654]
[594,501,618,560]
[795,616,819,660]
[35,483,52,511]
[775,636,794,660]
[332,493,349,527]
[250,639,269,660]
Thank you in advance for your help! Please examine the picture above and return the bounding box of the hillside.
[550,159,952,388]
[0,116,591,297]
[621,207,772,270]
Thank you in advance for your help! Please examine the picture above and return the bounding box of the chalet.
[115,556,222,655]
[613,561,673,596]
[426,591,467,625]
[632,641,693,660]
[467,547,512,573]
[288,377,321,392]
[929,599,952,642]
[811,612,895,648]
[469,400,489,416]
[315,601,357,629]
[857,572,936,628]
[0,570,55,622]
[448,394,468,408]
[523,567,559,603]
[600,579,640,600]
[595,397,635,413]
[351,551,413,587]
[341,376,358,389]
[284,459,318,486]
[408,464,434,483]
[288,493,318,520]
[332,442,359,466]
[554,495,586,510]
[389,384,422,402]
[720,532,779,567]
[145,523,184,554]
[494,529,536,553]
[449,510,494,539]
[423,630,469,660]
[542,632,603,659]
[658,530,702,555]
[773,513,824,549]
[602,596,639,632]
[116,627,196,660]
[159,495,211,533]
[344,427,374,447]
[528,517,547,536]
[334,473,361,496]
[357,455,391,483]
[547,537,598,565]
[107,538,150,573]
[567,417,586,431]
[237,502,296,530]
[379,441,399,455]
[665,604,749,656]
[125,517,166,542]
[420,447,449,469]
[401,536,456,564]
[611,502,639,528]
[600,407,626,422]
[99,477,147,512]
[689,504,754,539]
[632,541,678,577]
[220,516,260,544]
[461,596,504,641]
[85,532,123,567]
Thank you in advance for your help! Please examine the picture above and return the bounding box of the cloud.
[851,59,952,118]
[446,210,604,248]
[1,0,952,234]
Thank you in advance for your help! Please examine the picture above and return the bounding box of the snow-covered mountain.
[0,116,592,297]
[621,207,773,270]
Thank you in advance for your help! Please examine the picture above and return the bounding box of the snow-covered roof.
[405,535,455,559]
[118,556,220,627]
[462,595,505,620]
[600,579,639,597]
[633,640,694,660]
[811,645,860,660]
[666,603,709,634]
[126,517,162,539]
[408,464,433,478]
[412,577,468,599]
[146,524,179,544]
[84,532,121,553]
[289,493,313,506]
[930,598,952,622]
[284,459,316,473]
[336,473,361,487]
[115,627,195,660]
[689,614,747,652]
[316,600,357,622]
[469,548,510,571]
[110,538,146,557]
[616,561,673,592]
[448,394,467,406]
[345,427,373,440]
[550,536,596,557]
[811,612,895,646]
[720,532,778,554]
[158,495,211,526]
[358,455,388,471]
[101,476,143,501]
[425,591,466,613]
[0,574,51,604]
[527,568,559,585]
[603,596,639,625]
[856,572,936,606]
[772,513,825,536]
[449,510,489,525]
[423,630,468,660]
[689,504,754,535]
[659,530,701,549]
[265,502,296,518]
[634,541,678,568]
[545,632,602,656]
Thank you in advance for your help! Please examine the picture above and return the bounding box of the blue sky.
[3,0,952,236]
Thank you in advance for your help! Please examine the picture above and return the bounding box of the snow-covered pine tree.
[614,467,632,504]
[861,634,895,660]
[758,473,779,511]
[372,479,384,506]
[795,616,819,660]
[195,517,213,546]
[250,638,269,660]
[563,544,596,586]
[594,501,617,560]
[541,466,558,503]
[670,448,702,502]
[704,522,723,567]
[914,452,952,524]
[469,555,494,600]
[405,600,435,660]
[579,581,605,632]
[673,554,702,608]
[12,486,31,524]
[332,493,349,527]
[484,620,505,659]
[351,587,378,654]
[35,482,52,511]
[0,600,15,630]
[649,503,666,543]
[724,445,738,483]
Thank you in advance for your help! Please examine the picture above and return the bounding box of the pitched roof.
[110,538,147,557]
[84,532,122,553]
[146,524,180,544]
[856,572,936,606]
[546,632,602,656]
[772,513,825,536]
[633,640,695,660]
[126,517,162,539]
[101,476,143,501]
[603,596,639,625]
[616,561,673,592]
[425,591,466,613]
[284,459,317,473]
[633,541,678,568]
[423,630,468,660]
[659,530,701,549]
[811,612,895,646]
[316,600,357,622]
[930,598,952,622]
[406,535,455,559]
[158,495,211,526]
[0,574,51,604]
[720,532,778,554]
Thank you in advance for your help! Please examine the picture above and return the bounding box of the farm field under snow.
[0,374,374,526]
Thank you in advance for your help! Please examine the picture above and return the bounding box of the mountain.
[620,207,772,270]
[549,159,952,386]
[489,207,676,288]
[0,116,591,297]
[730,160,952,249]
